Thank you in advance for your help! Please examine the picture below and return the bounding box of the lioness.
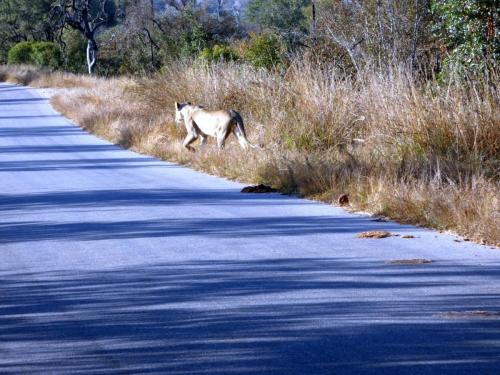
[175,102,257,151]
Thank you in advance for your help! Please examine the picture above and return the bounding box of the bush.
[242,33,284,70]
[7,41,35,65]
[199,44,239,63]
[7,41,62,69]
[180,24,210,58]
[31,42,62,69]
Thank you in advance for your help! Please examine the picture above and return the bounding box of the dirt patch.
[401,235,417,239]
[241,184,277,193]
[357,231,392,239]
[385,259,432,265]
[437,310,500,320]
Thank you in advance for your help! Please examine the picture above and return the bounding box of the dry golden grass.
[0,65,99,88]
[1,62,499,246]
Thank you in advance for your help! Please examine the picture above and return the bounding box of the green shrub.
[199,44,239,63]
[242,32,284,70]
[7,41,62,69]
[31,42,62,69]
[180,24,210,58]
[7,41,35,65]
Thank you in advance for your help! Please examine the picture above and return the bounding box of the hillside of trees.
[1,0,498,76]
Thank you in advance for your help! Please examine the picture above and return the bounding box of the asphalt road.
[1,82,499,374]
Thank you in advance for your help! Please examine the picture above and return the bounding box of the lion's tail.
[230,109,258,149]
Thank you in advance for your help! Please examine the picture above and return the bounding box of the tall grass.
[0,64,99,88]
[1,62,498,245]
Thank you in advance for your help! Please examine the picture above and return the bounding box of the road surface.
[1,82,499,374]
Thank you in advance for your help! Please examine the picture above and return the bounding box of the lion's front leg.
[183,133,197,151]
[183,117,198,151]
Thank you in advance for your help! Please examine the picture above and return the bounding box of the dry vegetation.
[0,65,100,88]
[1,63,498,246]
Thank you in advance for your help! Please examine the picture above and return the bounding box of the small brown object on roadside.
[338,194,349,206]
[241,184,277,193]
[357,231,392,239]
[386,259,432,265]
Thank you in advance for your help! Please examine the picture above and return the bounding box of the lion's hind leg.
[216,133,226,150]
[199,134,208,148]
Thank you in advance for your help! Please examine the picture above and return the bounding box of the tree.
[164,0,197,11]
[51,0,116,74]
[243,32,284,69]
[244,0,309,47]
[152,2,241,60]
[313,0,433,72]
[61,28,87,73]
[432,0,499,73]
[121,0,158,66]
[0,0,55,63]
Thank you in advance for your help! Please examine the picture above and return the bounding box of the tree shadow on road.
[0,212,418,243]
[1,258,499,374]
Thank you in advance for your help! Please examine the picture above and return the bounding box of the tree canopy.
[0,0,497,77]
[432,0,499,71]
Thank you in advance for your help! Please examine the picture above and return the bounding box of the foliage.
[7,42,36,65]
[199,44,239,62]
[0,0,54,63]
[244,0,309,48]
[7,41,62,68]
[31,42,63,69]
[61,28,88,73]
[0,0,496,80]
[180,23,211,58]
[432,0,499,74]
[244,0,308,33]
[242,32,284,69]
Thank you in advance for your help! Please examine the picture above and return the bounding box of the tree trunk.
[86,39,97,75]
[217,0,223,22]
[311,0,317,40]
[376,0,384,65]
[411,0,421,71]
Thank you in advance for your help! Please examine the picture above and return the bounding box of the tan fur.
[175,102,257,151]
